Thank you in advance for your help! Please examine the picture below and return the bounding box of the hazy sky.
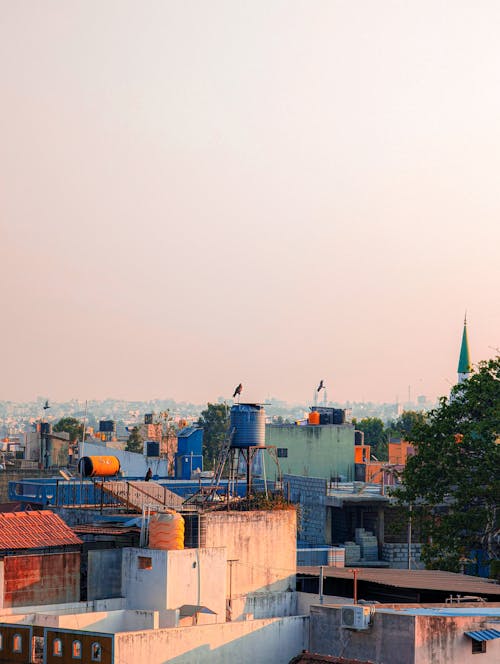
[1,1,499,405]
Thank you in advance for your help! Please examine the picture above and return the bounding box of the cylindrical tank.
[78,455,120,477]
[230,404,265,448]
[354,430,365,445]
[308,411,320,425]
[327,547,345,568]
[149,512,185,550]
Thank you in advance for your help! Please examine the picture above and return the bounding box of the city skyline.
[2,2,499,404]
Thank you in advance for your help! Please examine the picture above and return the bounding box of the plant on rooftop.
[395,355,500,572]
[125,426,143,453]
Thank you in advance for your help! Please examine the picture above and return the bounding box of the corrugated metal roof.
[0,511,82,550]
[298,567,500,595]
[464,629,500,641]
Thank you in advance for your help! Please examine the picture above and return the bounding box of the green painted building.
[263,422,355,481]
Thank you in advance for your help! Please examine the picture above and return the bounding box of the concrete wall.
[285,474,327,546]
[121,547,227,620]
[0,597,125,618]
[82,442,169,478]
[309,604,416,664]
[415,615,500,664]
[0,553,80,608]
[202,510,297,598]
[88,549,123,600]
[309,605,500,664]
[231,591,297,621]
[113,615,309,664]
[265,424,355,481]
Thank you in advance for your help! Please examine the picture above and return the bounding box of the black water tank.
[145,441,160,457]
[144,413,154,425]
[354,430,365,445]
[99,420,116,433]
[333,409,346,424]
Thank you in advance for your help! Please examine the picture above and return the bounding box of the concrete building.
[308,603,500,664]
[265,422,355,481]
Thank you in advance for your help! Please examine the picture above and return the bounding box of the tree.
[197,403,230,468]
[388,410,428,439]
[126,426,144,454]
[354,417,388,460]
[395,356,500,572]
[53,417,83,442]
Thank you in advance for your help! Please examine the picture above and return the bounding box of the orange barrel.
[308,411,320,425]
[149,512,185,550]
[327,547,345,567]
[78,455,121,477]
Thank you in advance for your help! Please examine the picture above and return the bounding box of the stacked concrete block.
[354,528,378,561]
[381,543,424,569]
[343,541,361,564]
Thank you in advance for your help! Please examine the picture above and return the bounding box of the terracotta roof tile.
[0,511,82,551]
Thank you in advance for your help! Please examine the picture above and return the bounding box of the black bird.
[43,400,50,410]
[233,383,242,398]
[317,380,325,393]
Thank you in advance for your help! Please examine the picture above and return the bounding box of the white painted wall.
[0,597,125,618]
[122,547,227,620]
[231,591,298,621]
[113,615,309,664]
[82,442,169,477]
[202,510,297,599]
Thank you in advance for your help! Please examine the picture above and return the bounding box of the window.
[472,640,486,654]
[91,642,102,662]
[72,640,82,659]
[12,634,22,653]
[53,638,62,657]
[277,448,288,458]
[138,556,152,570]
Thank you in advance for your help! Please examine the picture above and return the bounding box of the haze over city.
[2,1,499,405]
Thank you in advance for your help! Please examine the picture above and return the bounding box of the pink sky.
[1,1,499,405]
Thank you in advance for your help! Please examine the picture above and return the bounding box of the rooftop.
[0,510,82,550]
[299,567,500,596]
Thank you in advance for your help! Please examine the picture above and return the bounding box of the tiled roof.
[0,511,82,551]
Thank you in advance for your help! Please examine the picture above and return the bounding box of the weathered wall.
[88,549,123,600]
[309,605,500,664]
[1,553,80,608]
[0,597,125,617]
[415,614,500,664]
[231,590,298,621]
[202,510,297,598]
[165,547,226,620]
[122,547,227,620]
[285,474,327,546]
[114,615,309,664]
[309,604,416,664]
[265,424,355,481]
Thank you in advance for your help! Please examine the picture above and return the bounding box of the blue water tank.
[230,404,265,448]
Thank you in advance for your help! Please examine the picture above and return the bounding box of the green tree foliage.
[388,410,428,439]
[197,403,230,468]
[53,417,83,442]
[396,356,500,571]
[126,426,144,454]
[354,417,388,460]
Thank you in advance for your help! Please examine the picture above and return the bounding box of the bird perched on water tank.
[233,383,242,398]
[317,380,325,393]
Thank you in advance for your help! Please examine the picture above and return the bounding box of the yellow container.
[149,512,185,550]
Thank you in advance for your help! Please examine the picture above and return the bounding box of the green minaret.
[457,315,471,383]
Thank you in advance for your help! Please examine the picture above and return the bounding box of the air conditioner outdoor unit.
[341,605,371,630]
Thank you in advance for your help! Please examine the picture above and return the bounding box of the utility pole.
[227,559,238,622]
[319,565,324,604]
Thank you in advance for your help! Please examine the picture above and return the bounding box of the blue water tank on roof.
[230,404,266,448]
